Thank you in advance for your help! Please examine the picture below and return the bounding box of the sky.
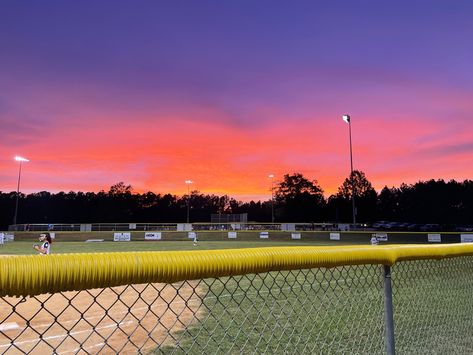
[1,1,472,201]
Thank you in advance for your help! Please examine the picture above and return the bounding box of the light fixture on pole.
[268,174,275,223]
[342,114,356,227]
[185,180,193,223]
[13,156,30,226]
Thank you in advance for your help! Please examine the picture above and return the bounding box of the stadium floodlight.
[15,156,30,162]
[342,114,356,228]
[268,174,275,223]
[185,180,193,223]
[13,156,30,226]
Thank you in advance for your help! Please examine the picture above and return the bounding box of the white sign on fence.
[291,233,301,240]
[113,232,131,242]
[373,233,388,242]
[329,233,340,241]
[461,234,473,243]
[129,223,137,230]
[260,231,269,239]
[49,232,55,240]
[145,232,161,240]
[188,232,196,239]
[228,231,237,239]
[427,233,441,243]
[4,233,14,241]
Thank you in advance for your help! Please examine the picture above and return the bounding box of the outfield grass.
[0,239,361,255]
[161,266,386,354]
[157,257,473,354]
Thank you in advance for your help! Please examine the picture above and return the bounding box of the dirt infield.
[0,282,202,354]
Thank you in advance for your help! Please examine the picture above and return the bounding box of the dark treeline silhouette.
[1,174,473,229]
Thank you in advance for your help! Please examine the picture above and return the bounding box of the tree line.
[1,171,473,229]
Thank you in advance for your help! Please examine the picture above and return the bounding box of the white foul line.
[0,321,134,349]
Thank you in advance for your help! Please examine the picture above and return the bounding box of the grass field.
[161,266,386,354]
[2,240,473,353]
[0,239,361,255]
[157,257,473,354]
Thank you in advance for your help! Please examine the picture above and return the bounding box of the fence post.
[383,265,395,355]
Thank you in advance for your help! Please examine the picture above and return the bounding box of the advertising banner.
[461,234,473,243]
[372,233,388,241]
[113,232,131,242]
[427,234,441,243]
[329,233,340,241]
[145,232,162,240]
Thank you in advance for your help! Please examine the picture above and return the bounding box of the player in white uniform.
[34,233,52,255]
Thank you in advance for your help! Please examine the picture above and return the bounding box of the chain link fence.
[392,257,473,354]
[1,247,473,354]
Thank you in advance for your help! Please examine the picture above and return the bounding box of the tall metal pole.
[348,118,356,227]
[343,115,356,228]
[269,174,274,223]
[13,161,23,226]
[383,265,396,355]
[187,183,190,224]
[12,156,29,227]
[185,180,193,224]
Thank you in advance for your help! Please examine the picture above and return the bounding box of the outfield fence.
[1,245,473,354]
[9,222,346,232]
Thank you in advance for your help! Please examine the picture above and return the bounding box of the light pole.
[342,114,356,228]
[13,156,30,226]
[268,174,275,223]
[185,180,193,223]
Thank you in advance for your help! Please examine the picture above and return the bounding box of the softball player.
[34,233,52,255]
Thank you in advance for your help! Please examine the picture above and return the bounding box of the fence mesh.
[392,257,473,354]
[1,255,473,354]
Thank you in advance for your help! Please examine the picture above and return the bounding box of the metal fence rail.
[8,222,347,232]
[1,245,473,354]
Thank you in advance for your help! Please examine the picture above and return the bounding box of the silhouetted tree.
[275,173,325,222]
[377,186,400,221]
[3,176,473,229]
[328,170,377,222]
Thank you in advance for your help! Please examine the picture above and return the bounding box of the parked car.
[455,225,473,232]
[406,223,420,231]
[384,222,405,230]
[372,221,389,230]
[419,224,440,232]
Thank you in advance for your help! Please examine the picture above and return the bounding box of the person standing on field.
[34,233,52,255]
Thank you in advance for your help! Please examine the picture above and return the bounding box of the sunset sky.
[1,1,472,201]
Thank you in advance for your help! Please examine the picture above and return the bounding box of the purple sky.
[1,1,472,200]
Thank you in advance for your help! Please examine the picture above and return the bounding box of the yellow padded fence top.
[2,244,473,297]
